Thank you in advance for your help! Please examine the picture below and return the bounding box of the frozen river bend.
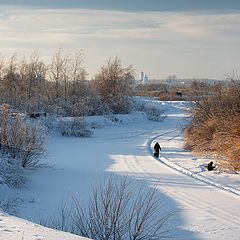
[1,101,240,239]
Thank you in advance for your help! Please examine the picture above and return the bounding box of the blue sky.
[0,1,239,79]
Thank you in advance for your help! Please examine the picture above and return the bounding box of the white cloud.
[0,6,239,79]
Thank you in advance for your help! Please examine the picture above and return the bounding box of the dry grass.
[184,82,240,171]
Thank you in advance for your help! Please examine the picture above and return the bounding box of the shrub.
[184,81,240,171]
[0,120,46,169]
[59,117,93,137]
[70,96,111,117]
[0,104,46,187]
[0,155,27,188]
[47,177,173,239]
[144,103,164,121]
[0,196,18,215]
[131,97,146,111]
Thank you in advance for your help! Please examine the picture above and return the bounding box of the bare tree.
[0,103,9,147]
[0,104,46,169]
[49,48,66,100]
[0,51,137,118]
[49,177,172,239]
[0,54,5,81]
[69,51,89,116]
[62,55,70,102]
[70,50,87,97]
[95,57,135,114]
[19,51,48,112]
[1,54,19,106]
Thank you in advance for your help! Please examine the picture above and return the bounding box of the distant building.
[143,74,149,84]
[139,71,149,84]
[140,72,144,82]
[167,75,177,81]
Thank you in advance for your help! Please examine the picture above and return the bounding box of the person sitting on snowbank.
[207,161,215,171]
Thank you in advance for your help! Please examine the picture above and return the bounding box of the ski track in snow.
[112,102,240,239]
[120,145,240,238]
[125,133,240,227]
[148,134,240,197]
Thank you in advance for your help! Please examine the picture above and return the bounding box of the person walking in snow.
[153,142,161,158]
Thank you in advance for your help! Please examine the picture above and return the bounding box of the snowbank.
[158,155,240,196]
[0,210,90,240]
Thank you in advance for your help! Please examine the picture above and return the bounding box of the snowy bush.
[0,106,46,188]
[0,197,18,215]
[59,117,93,137]
[0,104,46,170]
[41,115,59,133]
[144,103,164,121]
[0,155,27,188]
[106,114,121,123]
[88,95,112,116]
[131,97,146,111]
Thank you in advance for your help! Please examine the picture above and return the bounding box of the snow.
[0,210,89,240]
[1,100,240,239]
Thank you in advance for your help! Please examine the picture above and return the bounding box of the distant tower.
[139,71,149,84]
[143,74,149,84]
[140,72,144,82]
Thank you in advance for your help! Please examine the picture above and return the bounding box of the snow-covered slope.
[1,100,239,239]
[0,210,90,240]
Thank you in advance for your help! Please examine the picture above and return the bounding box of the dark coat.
[207,161,215,171]
[154,142,161,151]
[153,142,161,157]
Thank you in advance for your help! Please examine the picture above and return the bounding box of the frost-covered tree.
[0,55,5,81]
[0,104,46,188]
[19,51,48,112]
[49,48,66,100]
[0,104,46,170]
[0,51,137,117]
[1,54,19,107]
[95,57,135,114]
[69,51,88,98]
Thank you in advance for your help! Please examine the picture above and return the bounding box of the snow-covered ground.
[0,210,89,240]
[1,100,240,239]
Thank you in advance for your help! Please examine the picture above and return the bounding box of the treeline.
[184,80,240,171]
[135,83,184,101]
[0,50,135,116]
[0,50,135,189]
[134,80,227,101]
[134,82,189,101]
